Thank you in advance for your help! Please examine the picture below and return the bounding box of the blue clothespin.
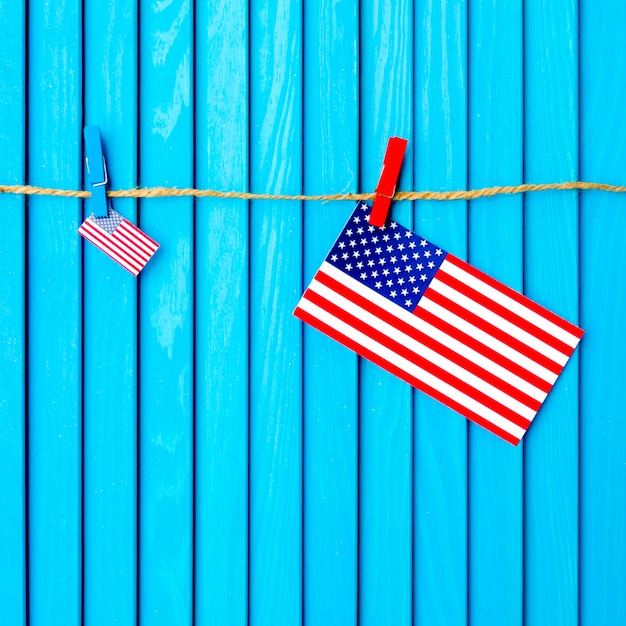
[84,126,109,218]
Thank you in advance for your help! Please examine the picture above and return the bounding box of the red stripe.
[446,254,584,339]
[83,221,144,273]
[78,225,139,276]
[304,286,533,430]
[435,269,574,356]
[79,221,142,274]
[423,287,563,376]
[294,305,522,446]
[414,305,553,394]
[117,220,159,256]
[314,271,541,410]
[120,218,159,249]
[111,227,152,264]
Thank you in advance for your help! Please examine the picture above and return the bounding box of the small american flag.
[78,208,159,276]
[294,202,583,445]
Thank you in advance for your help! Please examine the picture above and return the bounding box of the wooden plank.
[0,1,26,622]
[249,0,303,622]
[27,1,82,623]
[139,1,193,623]
[82,2,138,623]
[413,0,468,623]
[523,1,579,624]
[302,0,359,623]
[359,1,413,624]
[468,0,523,623]
[580,2,626,623]
[194,1,249,624]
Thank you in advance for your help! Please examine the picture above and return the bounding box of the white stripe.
[308,278,537,420]
[441,259,580,348]
[298,295,526,440]
[80,229,140,275]
[111,229,152,263]
[320,262,556,388]
[117,221,159,254]
[428,278,569,366]
[418,296,559,385]
[80,222,142,274]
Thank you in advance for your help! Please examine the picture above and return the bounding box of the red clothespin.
[369,137,408,227]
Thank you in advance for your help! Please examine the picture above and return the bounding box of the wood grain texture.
[413,1,469,624]
[249,1,303,624]
[302,0,359,623]
[523,1,579,624]
[195,0,249,624]
[468,1,524,624]
[139,1,193,623]
[580,2,626,624]
[27,1,82,623]
[359,1,414,624]
[0,1,26,623]
[82,2,138,624]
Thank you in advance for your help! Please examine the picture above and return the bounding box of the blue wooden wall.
[1,0,625,624]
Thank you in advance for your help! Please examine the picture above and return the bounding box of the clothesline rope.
[2,181,626,202]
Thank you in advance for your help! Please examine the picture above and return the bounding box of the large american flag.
[294,202,583,445]
[78,208,159,276]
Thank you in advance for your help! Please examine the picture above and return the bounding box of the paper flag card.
[294,202,583,445]
[78,208,159,276]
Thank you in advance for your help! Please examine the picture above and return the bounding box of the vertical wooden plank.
[0,1,26,622]
[249,0,303,623]
[413,0,469,623]
[523,1,579,624]
[359,1,413,624]
[302,0,358,624]
[82,2,138,623]
[580,2,626,623]
[139,1,193,623]
[27,0,82,623]
[194,1,249,624]
[468,0,523,623]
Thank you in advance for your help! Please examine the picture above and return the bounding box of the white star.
[356,261,364,269]
[342,253,349,260]
[394,233,401,240]
[420,239,428,247]
[379,258,386,266]
[371,270,379,278]
[393,267,401,275]
[367,260,375,267]
[349,240,357,247]
[401,255,409,262]
[382,268,390,276]
[353,250,360,258]
[397,243,405,251]
[405,231,413,238]
[420,273,428,282]
[360,272,368,280]
[357,227,364,235]
[368,226,376,233]
[405,300,412,307]
[375,247,383,255]
[390,222,398,229]
[371,236,379,243]
[424,250,431,258]
[386,245,394,253]
[428,261,435,269]
[413,287,420,294]
[397,277,405,285]
[346,263,353,271]
[390,256,397,264]
[346,229,353,236]
[353,216,361,224]
[409,241,416,249]
[382,234,390,242]
[390,290,397,298]
[401,288,408,296]
[417,263,424,271]
[331,254,338,262]
[360,238,368,245]
[375,281,382,289]
[338,241,346,249]
[408,276,416,283]
[363,249,371,257]
[435,248,443,256]
[386,279,394,287]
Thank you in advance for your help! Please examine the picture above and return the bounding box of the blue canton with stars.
[89,208,124,233]
[325,202,448,312]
